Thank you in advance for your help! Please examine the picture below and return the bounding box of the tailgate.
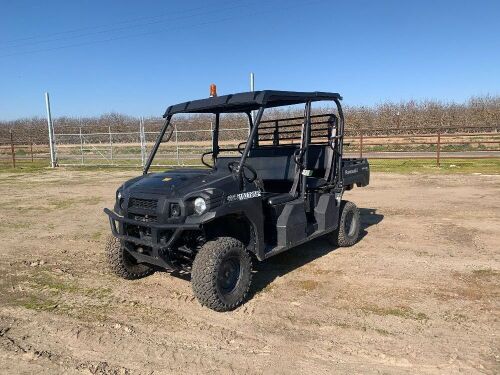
[342,158,370,187]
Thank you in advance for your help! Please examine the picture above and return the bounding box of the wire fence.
[1,124,499,169]
[346,129,500,165]
[52,118,247,167]
[0,130,51,168]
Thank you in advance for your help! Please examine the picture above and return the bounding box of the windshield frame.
[143,99,344,178]
[143,110,257,174]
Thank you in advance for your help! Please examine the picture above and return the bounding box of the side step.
[264,193,339,259]
[264,228,333,259]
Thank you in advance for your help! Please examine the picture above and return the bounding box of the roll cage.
[144,90,346,194]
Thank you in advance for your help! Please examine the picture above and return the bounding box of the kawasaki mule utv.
[104,90,369,311]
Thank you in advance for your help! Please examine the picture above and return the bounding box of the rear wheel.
[330,200,360,247]
[191,237,252,312]
[105,235,154,279]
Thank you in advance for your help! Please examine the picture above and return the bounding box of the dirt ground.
[0,170,498,374]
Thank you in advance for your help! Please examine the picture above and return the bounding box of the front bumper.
[104,208,200,269]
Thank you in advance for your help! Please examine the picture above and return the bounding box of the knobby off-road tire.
[191,237,252,312]
[330,200,360,247]
[105,235,154,280]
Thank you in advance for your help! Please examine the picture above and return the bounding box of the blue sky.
[0,0,498,120]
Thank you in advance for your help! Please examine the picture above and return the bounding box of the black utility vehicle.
[104,90,369,311]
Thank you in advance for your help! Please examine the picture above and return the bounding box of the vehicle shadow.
[249,207,383,298]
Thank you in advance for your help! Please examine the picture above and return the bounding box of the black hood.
[122,169,233,198]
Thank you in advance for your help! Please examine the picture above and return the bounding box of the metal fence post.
[30,141,34,163]
[436,129,441,167]
[109,126,113,165]
[210,121,214,147]
[175,124,179,166]
[139,118,146,168]
[359,131,363,158]
[139,120,143,167]
[143,119,147,158]
[45,92,57,168]
[79,127,84,165]
[10,130,15,168]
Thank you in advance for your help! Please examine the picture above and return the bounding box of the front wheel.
[105,235,154,279]
[191,237,252,312]
[329,200,361,247]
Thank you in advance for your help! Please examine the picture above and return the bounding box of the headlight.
[116,189,125,211]
[194,197,207,215]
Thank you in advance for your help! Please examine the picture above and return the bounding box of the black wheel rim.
[345,211,357,237]
[217,255,241,295]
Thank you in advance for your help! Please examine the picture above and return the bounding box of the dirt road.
[0,170,498,374]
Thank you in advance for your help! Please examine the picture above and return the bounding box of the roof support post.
[246,112,253,129]
[333,98,345,188]
[143,115,171,174]
[212,113,220,160]
[245,112,258,148]
[301,101,312,199]
[273,120,279,146]
[238,106,264,179]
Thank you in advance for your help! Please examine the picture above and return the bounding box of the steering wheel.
[227,161,258,183]
[201,151,214,168]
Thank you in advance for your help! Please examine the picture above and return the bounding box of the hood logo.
[163,177,172,182]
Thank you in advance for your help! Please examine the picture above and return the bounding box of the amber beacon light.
[209,83,217,97]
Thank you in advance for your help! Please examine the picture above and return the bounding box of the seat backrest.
[247,147,296,181]
[215,145,329,182]
[304,145,327,171]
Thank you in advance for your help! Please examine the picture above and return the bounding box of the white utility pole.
[250,72,256,126]
[45,92,57,168]
[250,72,255,92]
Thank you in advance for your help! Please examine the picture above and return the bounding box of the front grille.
[133,214,158,223]
[129,198,158,211]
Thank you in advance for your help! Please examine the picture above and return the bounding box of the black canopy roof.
[163,90,342,117]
